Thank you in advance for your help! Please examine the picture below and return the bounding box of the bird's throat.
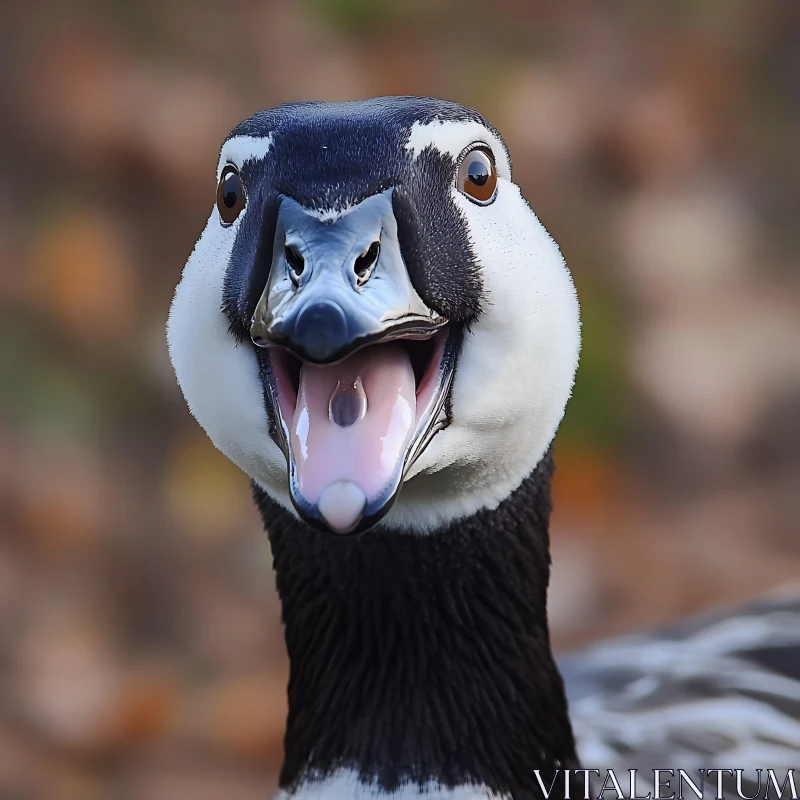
[255,450,578,798]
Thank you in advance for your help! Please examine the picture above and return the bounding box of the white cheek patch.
[405,119,511,180]
[166,208,293,512]
[217,134,274,179]
[386,179,581,533]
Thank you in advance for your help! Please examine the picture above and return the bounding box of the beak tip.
[294,300,350,362]
[317,481,366,534]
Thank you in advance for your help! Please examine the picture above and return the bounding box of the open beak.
[250,189,458,535]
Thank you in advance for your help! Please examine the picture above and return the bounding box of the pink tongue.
[290,343,417,533]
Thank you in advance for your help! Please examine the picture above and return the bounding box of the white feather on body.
[273,770,508,800]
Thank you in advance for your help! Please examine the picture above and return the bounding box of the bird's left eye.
[216,166,246,224]
[456,146,497,204]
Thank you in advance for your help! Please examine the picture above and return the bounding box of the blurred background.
[0,0,798,797]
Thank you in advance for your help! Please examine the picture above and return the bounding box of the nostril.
[353,240,380,285]
[285,244,305,282]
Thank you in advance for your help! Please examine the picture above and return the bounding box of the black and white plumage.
[167,97,800,799]
[562,589,800,772]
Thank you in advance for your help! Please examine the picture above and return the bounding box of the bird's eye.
[456,146,497,204]
[216,166,246,224]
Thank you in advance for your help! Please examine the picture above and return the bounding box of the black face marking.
[219,97,505,337]
[254,449,578,795]
[220,157,278,342]
[392,146,482,322]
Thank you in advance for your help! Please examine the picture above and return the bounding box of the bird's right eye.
[216,166,246,225]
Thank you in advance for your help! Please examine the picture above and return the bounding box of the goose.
[166,97,800,799]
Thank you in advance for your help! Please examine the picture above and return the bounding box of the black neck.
[254,450,577,797]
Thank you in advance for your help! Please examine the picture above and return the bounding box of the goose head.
[167,97,580,536]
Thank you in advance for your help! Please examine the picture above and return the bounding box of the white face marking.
[216,134,274,180]
[405,119,511,180]
[273,769,509,799]
[168,117,580,534]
